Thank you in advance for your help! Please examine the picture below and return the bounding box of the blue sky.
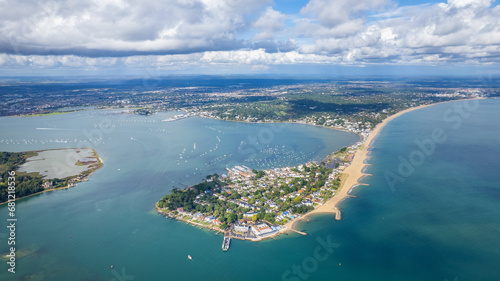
[0,0,498,76]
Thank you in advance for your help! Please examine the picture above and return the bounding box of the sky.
[0,0,498,76]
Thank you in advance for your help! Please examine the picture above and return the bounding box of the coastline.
[156,98,483,240]
[194,114,361,139]
[284,98,483,232]
[0,147,103,205]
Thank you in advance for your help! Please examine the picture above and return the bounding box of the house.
[243,211,259,218]
[251,223,274,236]
[193,212,205,221]
[313,198,322,204]
[234,224,250,233]
[238,201,251,208]
[267,201,277,208]
[346,154,355,162]
[303,200,313,206]
[42,181,53,189]
[204,215,216,224]
[177,208,193,217]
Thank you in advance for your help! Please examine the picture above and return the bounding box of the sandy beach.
[284,100,472,232]
[158,98,481,239]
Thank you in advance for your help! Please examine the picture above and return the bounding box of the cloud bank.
[0,0,498,72]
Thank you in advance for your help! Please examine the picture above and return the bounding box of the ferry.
[222,236,231,251]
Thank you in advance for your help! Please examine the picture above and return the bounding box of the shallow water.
[0,109,358,281]
[1,99,499,281]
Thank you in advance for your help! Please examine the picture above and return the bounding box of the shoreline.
[194,114,362,139]
[284,98,484,232]
[156,98,483,241]
[0,147,103,205]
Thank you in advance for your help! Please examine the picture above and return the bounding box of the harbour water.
[1,99,499,281]
[0,109,357,280]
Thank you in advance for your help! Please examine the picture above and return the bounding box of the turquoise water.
[1,99,499,281]
[0,109,358,280]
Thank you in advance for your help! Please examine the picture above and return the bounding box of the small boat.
[188,255,192,260]
[222,236,231,251]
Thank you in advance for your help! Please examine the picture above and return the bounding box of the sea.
[0,98,499,281]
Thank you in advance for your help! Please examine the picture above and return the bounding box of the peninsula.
[0,148,103,204]
[156,98,482,241]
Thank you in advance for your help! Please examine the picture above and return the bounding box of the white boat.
[222,236,231,251]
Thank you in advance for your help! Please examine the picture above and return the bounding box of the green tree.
[257,212,265,220]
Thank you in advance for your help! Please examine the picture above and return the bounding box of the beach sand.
[283,100,469,232]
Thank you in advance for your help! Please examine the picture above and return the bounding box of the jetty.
[289,229,307,236]
[222,236,231,251]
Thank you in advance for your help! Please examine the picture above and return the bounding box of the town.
[156,143,360,241]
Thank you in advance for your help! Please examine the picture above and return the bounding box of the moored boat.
[222,236,231,251]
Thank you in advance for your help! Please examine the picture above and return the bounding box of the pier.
[289,229,307,236]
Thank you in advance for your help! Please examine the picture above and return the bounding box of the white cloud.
[253,7,287,40]
[0,0,499,71]
[300,0,390,27]
[447,0,493,8]
[0,0,271,56]
[296,0,500,64]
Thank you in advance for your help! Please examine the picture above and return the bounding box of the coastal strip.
[156,98,482,240]
[0,148,103,205]
[286,98,483,231]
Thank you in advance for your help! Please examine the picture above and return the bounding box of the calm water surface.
[0,109,358,281]
[1,99,499,281]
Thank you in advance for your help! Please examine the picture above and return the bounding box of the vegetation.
[292,205,314,214]
[0,150,103,203]
[1,77,491,118]
[158,161,340,229]
[0,152,45,203]
[252,169,266,179]
[134,108,154,115]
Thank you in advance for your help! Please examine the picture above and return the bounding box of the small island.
[0,148,103,204]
